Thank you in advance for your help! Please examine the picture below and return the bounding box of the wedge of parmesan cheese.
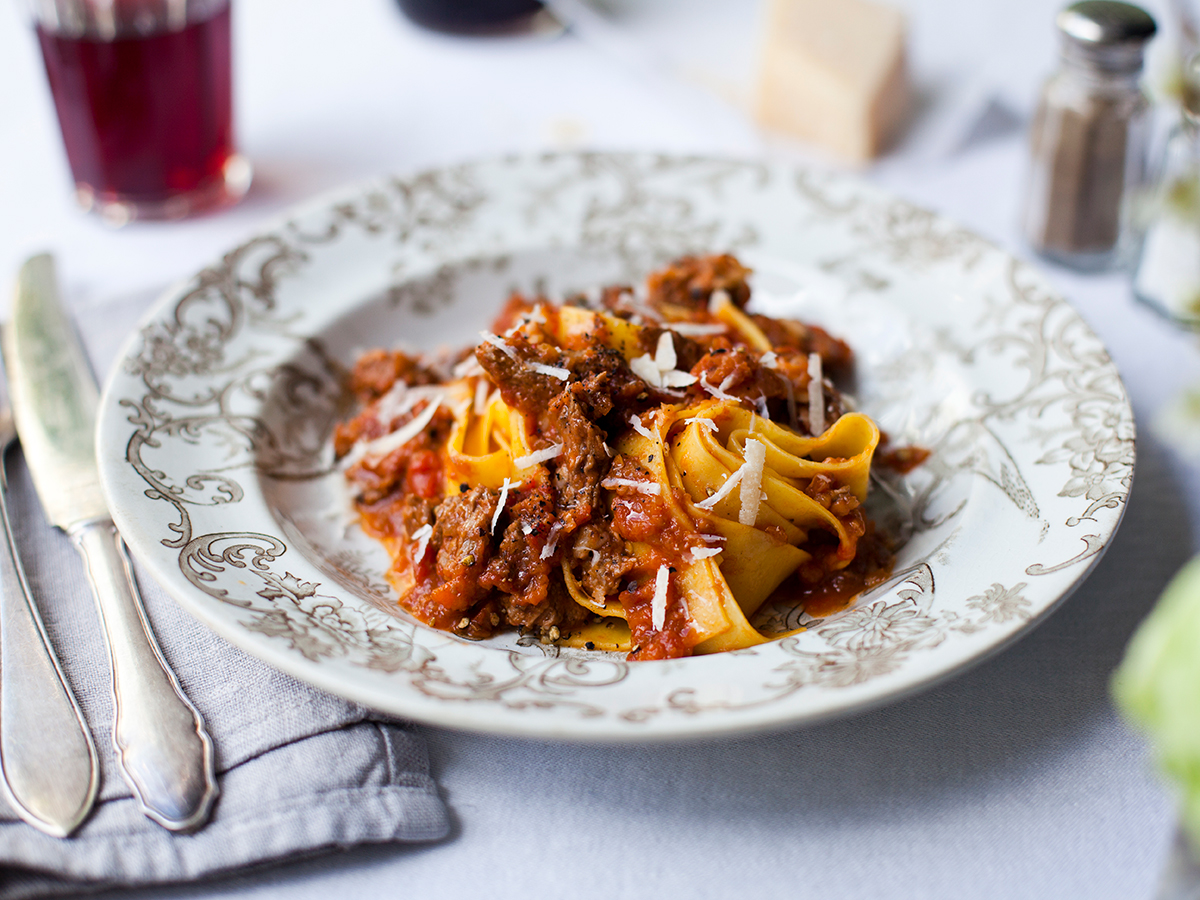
[756,0,911,163]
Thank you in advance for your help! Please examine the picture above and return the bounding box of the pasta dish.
[335,254,899,660]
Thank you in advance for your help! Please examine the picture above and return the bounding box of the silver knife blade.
[3,254,218,832]
[4,256,107,531]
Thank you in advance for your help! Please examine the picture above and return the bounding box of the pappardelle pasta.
[335,254,897,660]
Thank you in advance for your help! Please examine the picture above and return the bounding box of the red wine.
[37,4,239,219]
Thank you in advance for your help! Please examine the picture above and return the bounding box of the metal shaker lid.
[1057,1,1157,71]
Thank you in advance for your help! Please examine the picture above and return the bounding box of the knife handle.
[0,462,98,837]
[72,520,218,832]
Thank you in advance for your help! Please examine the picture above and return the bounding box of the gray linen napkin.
[0,291,450,897]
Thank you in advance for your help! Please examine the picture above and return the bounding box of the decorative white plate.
[96,153,1134,740]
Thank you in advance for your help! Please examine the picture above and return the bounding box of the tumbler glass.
[31,0,250,225]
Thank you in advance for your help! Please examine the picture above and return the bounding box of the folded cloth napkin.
[0,292,450,898]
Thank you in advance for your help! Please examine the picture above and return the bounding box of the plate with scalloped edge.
[95,152,1134,740]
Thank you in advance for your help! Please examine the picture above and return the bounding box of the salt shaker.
[1021,1,1157,271]
[1133,53,1200,326]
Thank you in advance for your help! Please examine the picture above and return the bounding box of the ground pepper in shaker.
[1021,1,1157,270]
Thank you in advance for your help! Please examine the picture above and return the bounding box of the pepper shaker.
[1133,53,1200,325]
[1021,1,1157,271]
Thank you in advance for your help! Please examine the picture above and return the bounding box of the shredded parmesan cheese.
[808,352,825,435]
[700,532,725,543]
[652,565,670,631]
[344,395,443,467]
[739,439,767,526]
[760,351,778,369]
[708,289,732,313]
[629,413,655,441]
[540,521,563,560]
[412,524,433,561]
[453,356,485,378]
[691,546,722,561]
[513,443,563,469]
[491,477,520,534]
[630,353,663,387]
[695,467,745,510]
[601,477,661,495]
[630,332,696,389]
[531,362,570,381]
[699,373,738,403]
[684,415,719,433]
[480,331,516,359]
[666,321,728,336]
[654,332,676,371]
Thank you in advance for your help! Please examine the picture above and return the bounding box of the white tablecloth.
[1,0,1197,896]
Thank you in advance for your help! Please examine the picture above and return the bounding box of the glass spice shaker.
[1021,1,1157,271]
[1133,53,1200,326]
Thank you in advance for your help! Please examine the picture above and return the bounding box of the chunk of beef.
[547,390,611,532]
[406,486,498,628]
[571,521,636,603]
[480,471,557,607]
[348,348,441,404]
[645,254,752,311]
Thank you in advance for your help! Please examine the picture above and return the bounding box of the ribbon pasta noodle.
[335,254,900,661]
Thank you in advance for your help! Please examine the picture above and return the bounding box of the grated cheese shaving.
[700,532,725,543]
[661,369,697,388]
[345,394,442,467]
[760,351,778,369]
[654,332,676,371]
[629,413,655,441]
[491,477,520,534]
[695,467,744,510]
[691,546,722,561]
[540,521,563,559]
[412,524,433,561]
[521,522,534,535]
[652,565,669,631]
[531,362,570,381]
[708,289,732,314]
[513,443,563,468]
[756,395,771,421]
[808,352,825,435]
[630,331,695,389]
[601,476,661,495]
[739,439,767,526]
[666,321,728,337]
[630,353,663,387]
[699,373,738,403]
[453,356,485,378]
[684,415,719,433]
[480,331,516,359]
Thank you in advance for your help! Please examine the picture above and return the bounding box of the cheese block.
[756,0,911,163]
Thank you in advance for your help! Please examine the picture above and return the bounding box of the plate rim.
[95,150,1136,741]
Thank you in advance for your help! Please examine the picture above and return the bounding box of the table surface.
[2,0,1199,897]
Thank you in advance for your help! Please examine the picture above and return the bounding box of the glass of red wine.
[31,0,250,225]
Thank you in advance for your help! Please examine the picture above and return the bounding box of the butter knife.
[3,254,217,832]
[0,382,98,836]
